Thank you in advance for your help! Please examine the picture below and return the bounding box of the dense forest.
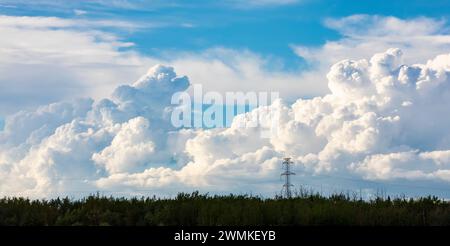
[0,191,449,226]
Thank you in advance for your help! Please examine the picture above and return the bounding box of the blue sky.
[1,1,450,198]
[2,0,449,69]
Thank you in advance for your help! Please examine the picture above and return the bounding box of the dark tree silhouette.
[0,191,449,226]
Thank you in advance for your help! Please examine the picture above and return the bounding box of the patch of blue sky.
[3,0,449,73]
[187,102,258,129]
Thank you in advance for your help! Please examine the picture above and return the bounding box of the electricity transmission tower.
[281,157,295,198]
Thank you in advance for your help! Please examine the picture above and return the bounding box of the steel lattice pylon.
[281,157,295,198]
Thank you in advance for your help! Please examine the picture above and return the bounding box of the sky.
[1,0,450,113]
[1,0,450,198]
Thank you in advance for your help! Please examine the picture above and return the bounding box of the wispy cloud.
[0,0,302,13]
[74,9,88,16]
[0,3,16,8]
[0,15,145,30]
[0,15,157,114]
[225,0,301,8]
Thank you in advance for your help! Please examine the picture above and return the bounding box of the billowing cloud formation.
[0,65,190,197]
[292,15,450,101]
[1,48,450,198]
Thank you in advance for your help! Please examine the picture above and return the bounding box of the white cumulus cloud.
[1,48,450,198]
[2,14,450,198]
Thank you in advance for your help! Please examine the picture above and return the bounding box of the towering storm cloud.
[1,49,450,198]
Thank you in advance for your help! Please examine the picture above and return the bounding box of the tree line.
[0,191,449,226]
